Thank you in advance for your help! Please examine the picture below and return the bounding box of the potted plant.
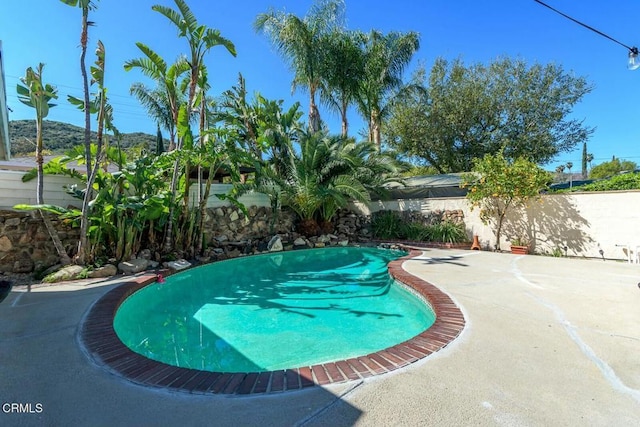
[510,237,529,255]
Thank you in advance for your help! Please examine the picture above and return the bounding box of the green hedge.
[370,211,467,243]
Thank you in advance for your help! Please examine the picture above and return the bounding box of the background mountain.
[9,120,160,156]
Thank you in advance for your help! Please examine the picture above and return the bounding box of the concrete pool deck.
[1,249,639,425]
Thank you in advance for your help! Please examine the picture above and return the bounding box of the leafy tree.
[16,64,72,266]
[60,0,97,175]
[357,30,420,150]
[462,152,550,251]
[255,0,345,133]
[589,157,638,179]
[387,57,594,172]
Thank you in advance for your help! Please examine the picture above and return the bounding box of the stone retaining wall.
[0,210,79,274]
[0,206,465,273]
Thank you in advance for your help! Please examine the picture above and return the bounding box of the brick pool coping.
[80,249,465,395]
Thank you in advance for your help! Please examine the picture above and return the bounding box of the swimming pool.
[113,247,436,373]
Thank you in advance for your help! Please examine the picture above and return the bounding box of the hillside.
[9,120,159,156]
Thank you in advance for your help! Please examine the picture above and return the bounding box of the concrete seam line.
[528,292,640,404]
[510,257,544,289]
[294,380,364,427]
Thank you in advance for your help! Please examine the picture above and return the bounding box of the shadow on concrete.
[0,280,363,426]
[410,252,469,268]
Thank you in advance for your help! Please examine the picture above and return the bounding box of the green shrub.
[371,211,404,239]
[428,221,467,243]
[578,172,640,191]
[401,222,431,241]
[371,211,467,243]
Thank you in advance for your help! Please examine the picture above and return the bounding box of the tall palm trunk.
[196,95,207,254]
[163,104,182,254]
[370,108,382,150]
[76,6,92,265]
[309,89,321,132]
[340,99,349,137]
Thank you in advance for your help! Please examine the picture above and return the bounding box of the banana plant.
[16,64,72,266]
[146,0,236,254]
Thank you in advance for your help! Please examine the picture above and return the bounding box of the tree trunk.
[163,159,181,254]
[40,212,71,265]
[309,89,321,133]
[495,213,504,252]
[36,116,71,266]
[340,100,348,137]
[371,108,381,150]
[76,8,92,265]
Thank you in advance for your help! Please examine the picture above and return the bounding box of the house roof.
[376,173,468,200]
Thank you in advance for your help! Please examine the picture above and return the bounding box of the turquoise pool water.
[113,247,435,373]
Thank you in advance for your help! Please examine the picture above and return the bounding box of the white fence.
[0,170,82,208]
[354,190,640,261]
[188,184,270,208]
[0,169,270,209]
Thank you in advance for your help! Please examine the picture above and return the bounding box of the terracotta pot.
[510,245,529,255]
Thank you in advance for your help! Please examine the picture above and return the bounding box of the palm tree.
[357,30,420,150]
[255,0,345,133]
[126,46,190,148]
[130,83,182,150]
[319,30,365,137]
[252,129,401,236]
[17,64,72,266]
[555,164,566,182]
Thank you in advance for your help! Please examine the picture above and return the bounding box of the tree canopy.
[589,157,638,179]
[386,57,594,172]
[462,152,550,251]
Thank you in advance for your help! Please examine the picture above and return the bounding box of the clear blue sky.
[2,0,639,169]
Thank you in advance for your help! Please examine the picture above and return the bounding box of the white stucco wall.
[355,190,640,261]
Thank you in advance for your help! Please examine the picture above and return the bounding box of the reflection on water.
[114,247,435,372]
